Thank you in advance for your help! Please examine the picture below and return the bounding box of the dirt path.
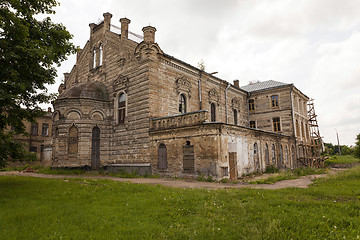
[0,169,344,190]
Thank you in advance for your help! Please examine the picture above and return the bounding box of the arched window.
[68,125,78,154]
[211,103,216,122]
[272,144,276,164]
[280,145,284,165]
[99,44,103,66]
[92,47,96,68]
[179,94,186,114]
[118,93,126,124]
[158,144,167,170]
[285,145,288,165]
[233,109,238,125]
[254,143,258,155]
[301,121,305,138]
[296,120,300,137]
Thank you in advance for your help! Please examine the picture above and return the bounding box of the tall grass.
[1,166,359,239]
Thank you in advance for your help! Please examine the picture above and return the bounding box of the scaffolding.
[302,99,325,168]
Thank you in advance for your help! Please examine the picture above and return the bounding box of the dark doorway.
[158,144,167,170]
[183,142,194,172]
[91,126,100,170]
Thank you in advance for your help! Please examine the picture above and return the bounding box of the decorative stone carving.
[176,76,192,98]
[113,74,128,90]
[208,88,220,105]
[118,58,126,69]
[232,97,241,110]
[134,42,163,62]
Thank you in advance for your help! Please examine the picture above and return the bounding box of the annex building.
[51,13,321,179]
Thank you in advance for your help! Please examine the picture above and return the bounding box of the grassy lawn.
[325,155,360,166]
[1,166,360,239]
[248,167,327,184]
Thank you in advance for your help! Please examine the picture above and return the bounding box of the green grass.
[325,155,360,166]
[249,167,327,184]
[1,166,359,239]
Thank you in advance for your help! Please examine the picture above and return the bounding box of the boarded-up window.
[296,120,300,137]
[265,144,269,165]
[68,125,78,154]
[211,103,216,122]
[118,93,126,124]
[158,144,167,170]
[183,142,194,172]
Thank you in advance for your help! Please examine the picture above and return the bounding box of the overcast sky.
[46,0,360,146]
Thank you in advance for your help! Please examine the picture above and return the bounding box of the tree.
[354,134,360,158]
[0,0,76,167]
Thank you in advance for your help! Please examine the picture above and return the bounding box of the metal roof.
[240,80,291,92]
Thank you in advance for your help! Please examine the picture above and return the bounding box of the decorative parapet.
[151,110,209,130]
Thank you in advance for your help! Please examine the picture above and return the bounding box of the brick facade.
[51,13,315,179]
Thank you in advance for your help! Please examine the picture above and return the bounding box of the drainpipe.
[290,84,297,168]
[225,83,231,123]
[198,71,202,110]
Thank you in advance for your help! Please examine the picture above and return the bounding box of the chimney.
[233,80,239,88]
[142,26,156,43]
[120,18,131,40]
[103,12,112,32]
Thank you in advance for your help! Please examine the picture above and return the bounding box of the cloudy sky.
[46,0,360,146]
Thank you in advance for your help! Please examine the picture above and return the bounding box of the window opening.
[179,94,186,114]
[41,123,49,136]
[211,103,216,122]
[233,109,238,125]
[249,99,255,111]
[271,95,279,108]
[118,93,126,124]
[273,117,281,132]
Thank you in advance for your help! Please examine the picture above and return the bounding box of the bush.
[264,165,279,173]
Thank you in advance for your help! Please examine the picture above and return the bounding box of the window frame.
[210,102,216,122]
[178,94,187,114]
[118,93,126,124]
[31,123,38,136]
[273,117,281,132]
[249,120,256,129]
[41,123,49,136]
[248,99,255,112]
[271,95,279,108]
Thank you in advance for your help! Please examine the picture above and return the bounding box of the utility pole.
[335,129,341,156]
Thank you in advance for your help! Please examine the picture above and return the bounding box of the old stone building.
[51,13,318,179]
[9,108,53,163]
